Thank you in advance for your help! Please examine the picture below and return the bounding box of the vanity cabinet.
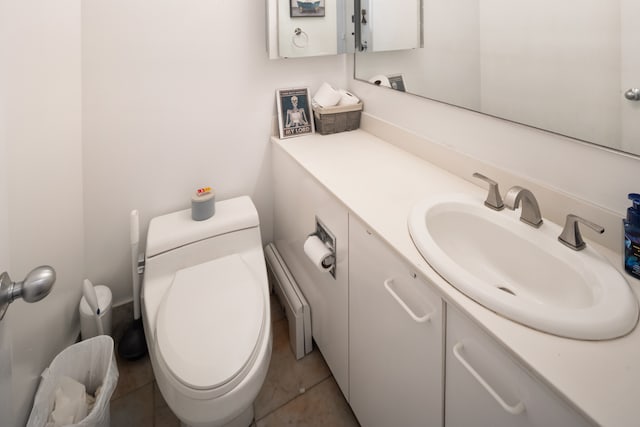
[445,305,592,427]
[271,137,613,427]
[348,216,444,427]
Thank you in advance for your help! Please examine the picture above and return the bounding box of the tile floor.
[110,295,360,426]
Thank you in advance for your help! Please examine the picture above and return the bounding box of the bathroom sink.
[408,193,639,340]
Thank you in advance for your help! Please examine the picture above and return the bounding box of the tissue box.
[313,102,363,135]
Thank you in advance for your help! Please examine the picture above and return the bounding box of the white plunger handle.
[130,209,139,246]
[130,210,141,320]
[83,279,104,335]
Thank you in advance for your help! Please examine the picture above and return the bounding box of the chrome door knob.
[0,266,56,320]
[19,266,56,302]
[624,88,640,101]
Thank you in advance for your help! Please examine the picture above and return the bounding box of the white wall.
[349,54,640,219]
[0,1,84,425]
[0,11,12,424]
[82,0,347,305]
[0,5,9,274]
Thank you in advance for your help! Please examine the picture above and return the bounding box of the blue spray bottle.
[624,193,640,280]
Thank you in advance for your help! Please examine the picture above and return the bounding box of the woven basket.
[313,102,363,135]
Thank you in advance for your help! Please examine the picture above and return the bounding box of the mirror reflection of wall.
[355,0,423,52]
[355,0,640,157]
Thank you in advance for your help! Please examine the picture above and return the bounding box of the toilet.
[141,196,272,427]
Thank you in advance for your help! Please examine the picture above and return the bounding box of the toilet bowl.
[141,196,272,427]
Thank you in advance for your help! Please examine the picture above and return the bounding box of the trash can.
[26,335,119,427]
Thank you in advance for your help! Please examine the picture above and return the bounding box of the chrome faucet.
[558,214,604,251]
[472,173,504,211]
[504,186,543,228]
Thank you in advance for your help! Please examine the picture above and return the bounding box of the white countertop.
[272,130,640,427]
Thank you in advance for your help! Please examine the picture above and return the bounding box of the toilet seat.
[156,254,266,395]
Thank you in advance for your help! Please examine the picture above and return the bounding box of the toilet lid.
[156,254,265,390]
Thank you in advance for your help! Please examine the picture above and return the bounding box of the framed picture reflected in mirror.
[290,0,325,18]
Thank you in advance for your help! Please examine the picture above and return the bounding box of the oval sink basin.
[408,193,639,340]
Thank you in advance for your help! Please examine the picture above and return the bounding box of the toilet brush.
[118,209,148,360]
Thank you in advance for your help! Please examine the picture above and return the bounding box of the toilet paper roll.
[313,82,342,108]
[304,235,334,272]
[368,74,391,88]
[337,89,360,106]
[191,191,215,221]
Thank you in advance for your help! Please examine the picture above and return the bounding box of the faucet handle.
[472,173,504,211]
[558,214,604,251]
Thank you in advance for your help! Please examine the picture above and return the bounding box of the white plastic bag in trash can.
[26,335,119,427]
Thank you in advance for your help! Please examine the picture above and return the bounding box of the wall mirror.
[355,0,640,157]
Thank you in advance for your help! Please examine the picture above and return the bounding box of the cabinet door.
[446,305,593,427]
[349,216,443,427]
[273,145,350,397]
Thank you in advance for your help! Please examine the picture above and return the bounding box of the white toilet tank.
[142,196,267,342]
[146,196,262,261]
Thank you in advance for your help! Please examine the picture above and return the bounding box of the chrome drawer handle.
[383,278,432,323]
[453,342,525,415]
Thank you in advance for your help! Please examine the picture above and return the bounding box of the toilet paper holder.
[310,217,336,279]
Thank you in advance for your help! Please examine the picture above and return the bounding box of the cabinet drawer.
[446,305,592,427]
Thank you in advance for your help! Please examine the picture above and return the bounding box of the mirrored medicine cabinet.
[266,0,423,59]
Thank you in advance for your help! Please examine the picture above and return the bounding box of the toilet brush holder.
[79,285,112,340]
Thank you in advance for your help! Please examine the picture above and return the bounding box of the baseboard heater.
[265,243,312,360]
